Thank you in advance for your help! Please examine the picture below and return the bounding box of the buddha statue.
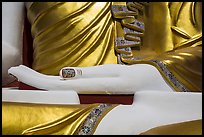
[2,2,202,135]
[22,2,202,92]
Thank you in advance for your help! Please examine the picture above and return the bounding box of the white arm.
[8,64,173,93]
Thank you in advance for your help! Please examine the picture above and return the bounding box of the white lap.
[94,91,202,135]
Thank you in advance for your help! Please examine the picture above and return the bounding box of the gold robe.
[27,2,202,92]
[2,102,117,135]
[2,102,201,135]
[140,119,202,135]
[27,2,117,75]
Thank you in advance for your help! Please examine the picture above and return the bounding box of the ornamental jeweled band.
[115,37,134,60]
[151,60,189,92]
[62,68,76,78]
[60,68,82,79]
[112,2,145,65]
[116,37,139,47]
[133,19,145,31]
[112,3,189,92]
[111,5,129,12]
[124,27,143,36]
[78,104,114,135]
[111,5,136,17]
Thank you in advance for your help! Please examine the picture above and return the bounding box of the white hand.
[8,64,174,93]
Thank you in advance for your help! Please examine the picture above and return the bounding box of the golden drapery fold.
[140,119,202,135]
[2,102,117,135]
[2,102,201,135]
[27,2,202,92]
[112,2,202,92]
[27,2,117,75]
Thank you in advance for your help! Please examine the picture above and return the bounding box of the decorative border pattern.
[116,37,138,47]
[151,60,189,92]
[112,3,145,65]
[78,104,114,135]
[111,5,136,16]
[112,3,189,92]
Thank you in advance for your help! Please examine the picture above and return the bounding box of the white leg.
[94,91,202,135]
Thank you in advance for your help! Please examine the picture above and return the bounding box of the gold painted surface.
[27,2,202,92]
[114,2,202,92]
[2,102,117,135]
[27,2,117,75]
[140,119,202,135]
